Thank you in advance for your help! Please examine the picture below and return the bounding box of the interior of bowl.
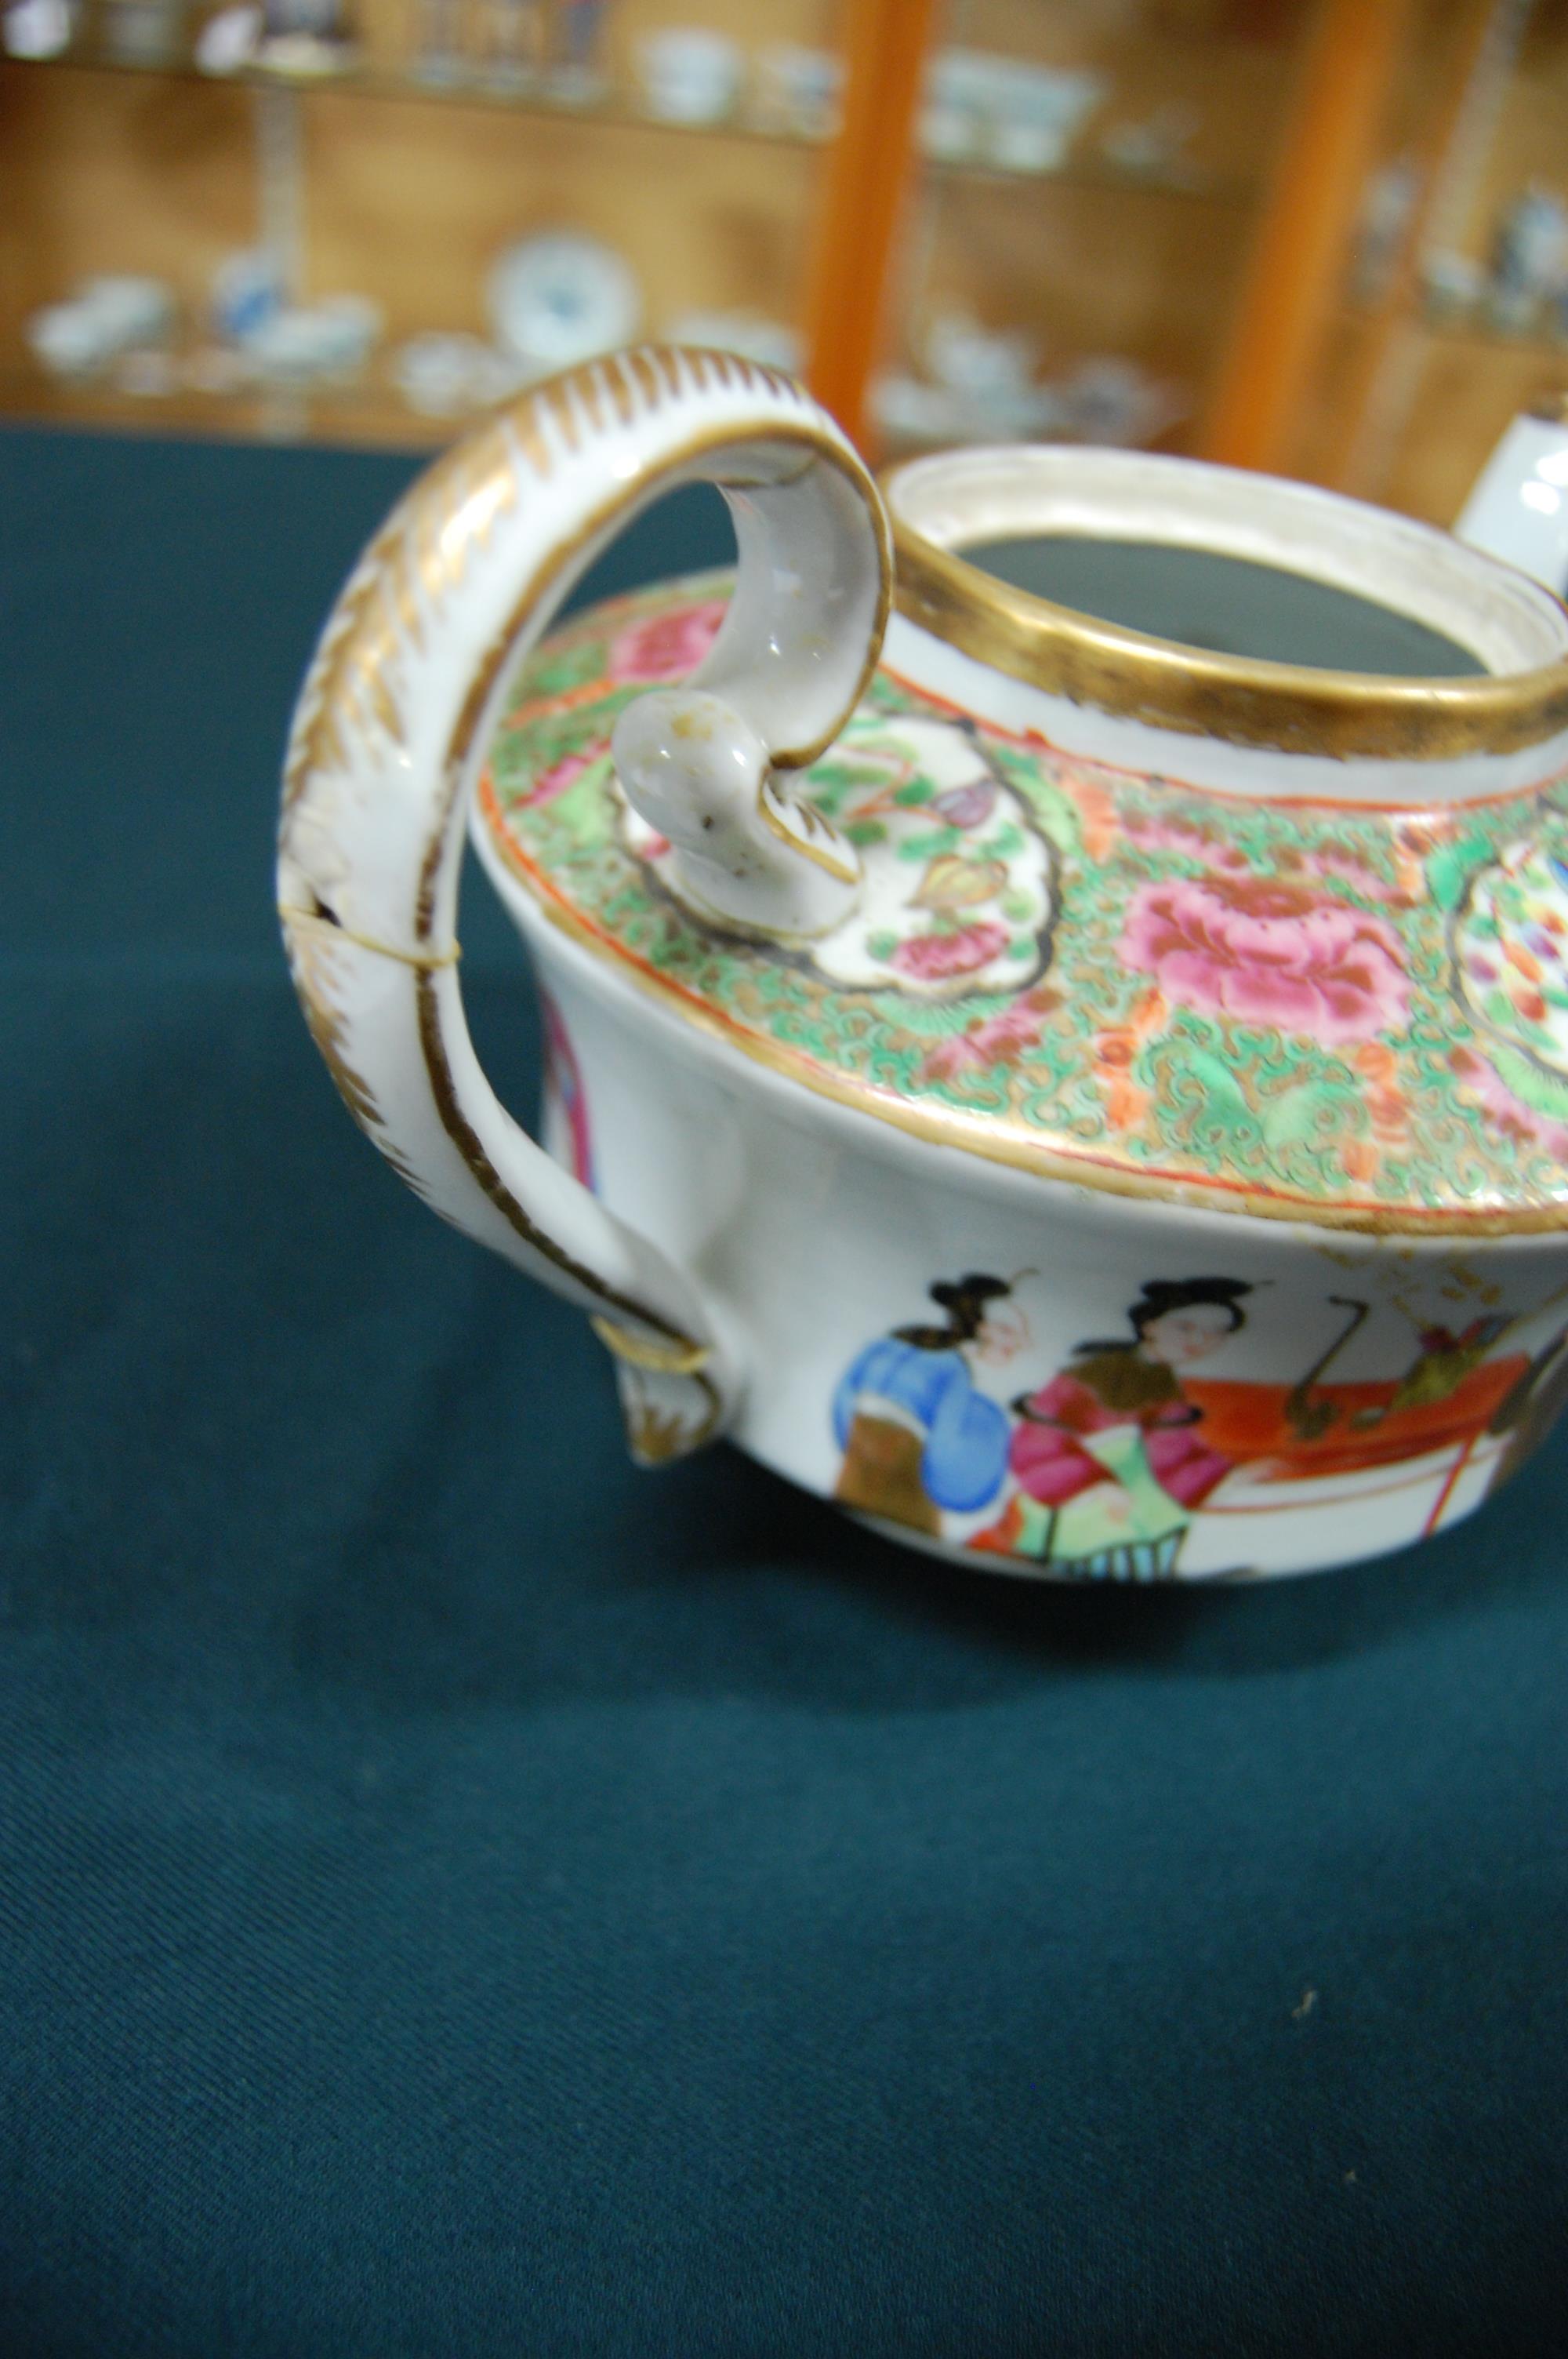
[884,445,1568,686]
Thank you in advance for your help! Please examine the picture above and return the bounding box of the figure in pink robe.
[1012,1275,1251,1507]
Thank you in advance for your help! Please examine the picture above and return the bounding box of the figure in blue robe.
[833,1274,1020,1536]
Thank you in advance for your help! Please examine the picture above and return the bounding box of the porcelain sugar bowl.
[278,349,1568,1583]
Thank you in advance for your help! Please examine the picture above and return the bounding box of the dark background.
[3,425,1566,2357]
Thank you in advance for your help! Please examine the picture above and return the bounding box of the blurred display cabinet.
[8,0,1560,521]
[0,0,846,444]
[0,0,1320,453]
[872,0,1326,464]
[1285,0,1568,526]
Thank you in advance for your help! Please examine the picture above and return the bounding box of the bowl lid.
[480,573,1568,1236]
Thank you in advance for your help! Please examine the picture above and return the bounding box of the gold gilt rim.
[285,346,888,1405]
[423,376,887,1361]
[883,487,1568,763]
[478,776,1568,1239]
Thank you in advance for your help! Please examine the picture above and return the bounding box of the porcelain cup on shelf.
[636,27,740,123]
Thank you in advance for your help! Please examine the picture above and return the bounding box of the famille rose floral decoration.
[1452,840,1568,1160]
[483,573,1568,1226]
[278,352,1568,1584]
[1117,871,1409,1047]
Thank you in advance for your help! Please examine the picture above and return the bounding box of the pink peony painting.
[1119,871,1408,1046]
[608,598,728,685]
[920,988,1058,1081]
[520,749,597,807]
[1451,1044,1568,1162]
[891,921,1009,983]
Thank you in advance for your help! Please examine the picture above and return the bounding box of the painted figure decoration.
[980,1277,1251,1574]
[832,1271,1254,1575]
[833,1274,1029,1537]
[829,1264,1568,1579]
[278,351,1568,1583]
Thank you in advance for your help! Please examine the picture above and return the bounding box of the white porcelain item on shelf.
[280,348,1568,1585]
[920,49,1102,172]
[486,231,640,370]
[920,46,987,158]
[2,0,74,55]
[926,311,1038,398]
[27,274,175,376]
[394,331,516,417]
[636,26,740,122]
[194,0,260,69]
[1350,155,1420,300]
[256,28,351,72]
[211,246,285,343]
[1457,399,1568,597]
[985,63,1104,173]
[256,0,351,66]
[1491,185,1568,315]
[1054,355,1187,448]
[81,274,178,341]
[1422,248,1487,318]
[872,314,1053,449]
[248,293,382,382]
[27,304,112,379]
[753,42,840,135]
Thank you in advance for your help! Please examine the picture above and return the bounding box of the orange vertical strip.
[803,0,942,450]
[1198,0,1414,474]
[1322,0,1515,496]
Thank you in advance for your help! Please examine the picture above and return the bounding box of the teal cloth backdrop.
[3,423,1566,2357]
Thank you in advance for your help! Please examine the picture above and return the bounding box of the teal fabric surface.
[4,423,1568,2358]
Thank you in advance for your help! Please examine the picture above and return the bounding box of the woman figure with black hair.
[974,1278,1251,1568]
[833,1274,1029,1536]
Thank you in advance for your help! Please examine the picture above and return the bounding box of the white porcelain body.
[487,837,1568,1583]
[280,353,1568,1587]
[474,570,1568,1582]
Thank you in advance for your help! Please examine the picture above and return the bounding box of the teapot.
[278,351,1568,1583]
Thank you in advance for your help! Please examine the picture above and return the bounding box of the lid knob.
[612,685,862,940]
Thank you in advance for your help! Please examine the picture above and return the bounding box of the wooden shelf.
[927,151,1253,206]
[5,45,1255,204]
[2,41,831,145]
[0,358,467,446]
[0,0,1318,460]
[1414,314,1568,363]
[1333,290,1568,362]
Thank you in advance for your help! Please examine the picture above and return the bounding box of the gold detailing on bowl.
[285,915,386,1142]
[275,905,462,972]
[412,961,706,1350]
[757,781,859,883]
[282,347,883,1431]
[285,348,880,838]
[284,409,524,818]
[884,481,1568,762]
[590,1316,713,1376]
[619,1365,726,1463]
[281,912,429,1196]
